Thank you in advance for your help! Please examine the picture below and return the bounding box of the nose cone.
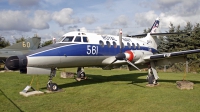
[5,56,19,70]
[5,55,27,70]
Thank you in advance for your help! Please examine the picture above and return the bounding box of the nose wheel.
[47,68,59,91]
[47,81,58,91]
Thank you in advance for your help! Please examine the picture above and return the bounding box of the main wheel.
[50,83,58,91]
[80,72,86,79]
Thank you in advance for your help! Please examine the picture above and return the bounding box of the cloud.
[134,11,188,31]
[8,0,40,8]
[82,15,97,24]
[0,10,32,31]
[150,0,200,16]
[134,11,158,27]
[112,15,129,27]
[30,10,51,29]
[52,8,80,27]
[0,10,52,32]
[67,25,78,31]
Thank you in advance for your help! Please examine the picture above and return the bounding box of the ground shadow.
[54,72,200,90]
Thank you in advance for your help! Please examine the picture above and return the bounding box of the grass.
[1,68,200,112]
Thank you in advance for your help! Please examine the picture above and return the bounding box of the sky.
[0,0,200,43]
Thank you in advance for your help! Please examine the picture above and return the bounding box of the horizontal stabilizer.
[127,32,190,38]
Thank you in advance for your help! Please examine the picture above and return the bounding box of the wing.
[143,49,200,65]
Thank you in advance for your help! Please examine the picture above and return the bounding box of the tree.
[14,36,26,43]
[0,37,10,48]
[40,40,53,47]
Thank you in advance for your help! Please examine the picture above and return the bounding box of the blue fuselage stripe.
[28,43,157,57]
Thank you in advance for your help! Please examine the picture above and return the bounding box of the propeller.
[104,29,141,71]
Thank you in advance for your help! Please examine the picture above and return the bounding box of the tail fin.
[4,37,41,50]
[141,18,160,50]
[149,18,160,34]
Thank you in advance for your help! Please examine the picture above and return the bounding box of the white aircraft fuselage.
[26,31,156,68]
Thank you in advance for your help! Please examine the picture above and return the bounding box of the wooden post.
[164,65,166,72]
[186,61,188,73]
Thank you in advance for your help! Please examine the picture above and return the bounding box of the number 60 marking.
[22,42,31,48]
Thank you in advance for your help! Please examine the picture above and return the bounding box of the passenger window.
[62,36,74,42]
[132,43,136,49]
[106,41,111,48]
[83,36,88,42]
[99,40,104,47]
[127,42,131,48]
[113,41,117,48]
[137,43,140,49]
[74,36,82,42]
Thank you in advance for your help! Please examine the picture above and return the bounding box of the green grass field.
[1,68,200,112]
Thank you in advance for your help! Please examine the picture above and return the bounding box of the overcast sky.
[0,0,200,42]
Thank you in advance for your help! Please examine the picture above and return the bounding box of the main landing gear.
[75,67,86,81]
[147,62,159,85]
[47,68,58,91]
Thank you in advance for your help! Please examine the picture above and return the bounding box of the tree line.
[152,22,200,72]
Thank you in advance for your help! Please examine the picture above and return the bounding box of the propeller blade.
[125,59,141,71]
[104,59,117,69]
[119,29,122,53]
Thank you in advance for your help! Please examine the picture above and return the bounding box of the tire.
[80,72,86,78]
[50,83,58,91]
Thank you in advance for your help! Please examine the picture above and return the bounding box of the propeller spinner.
[104,29,141,71]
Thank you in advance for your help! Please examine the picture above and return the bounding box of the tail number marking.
[87,45,98,55]
[22,42,31,48]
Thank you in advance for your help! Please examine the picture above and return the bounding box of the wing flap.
[147,49,200,60]
[142,49,200,65]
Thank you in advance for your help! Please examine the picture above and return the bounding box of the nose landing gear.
[47,68,59,91]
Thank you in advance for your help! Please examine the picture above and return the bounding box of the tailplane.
[4,37,41,50]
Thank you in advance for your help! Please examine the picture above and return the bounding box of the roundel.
[125,50,134,61]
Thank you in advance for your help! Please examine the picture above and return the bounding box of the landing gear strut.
[47,68,58,91]
[147,62,159,85]
[147,68,157,85]
[76,67,86,81]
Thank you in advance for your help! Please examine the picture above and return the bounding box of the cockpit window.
[62,36,74,42]
[83,36,88,42]
[74,36,81,42]
[58,36,65,42]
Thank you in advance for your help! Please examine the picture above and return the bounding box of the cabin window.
[74,36,82,42]
[106,41,111,48]
[132,43,136,49]
[62,36,74,42]
[83,36,88,42]
[137,43,140,49]
[127,42,131,48]
[99,40,104,47]
[113,41,117,48]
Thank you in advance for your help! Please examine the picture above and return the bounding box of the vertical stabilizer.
[142,18,160,50]
[150,18,160,34]
[3,37,41,50]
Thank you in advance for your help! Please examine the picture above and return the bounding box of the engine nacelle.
[124,50,143,62]
[5,55,27,73]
